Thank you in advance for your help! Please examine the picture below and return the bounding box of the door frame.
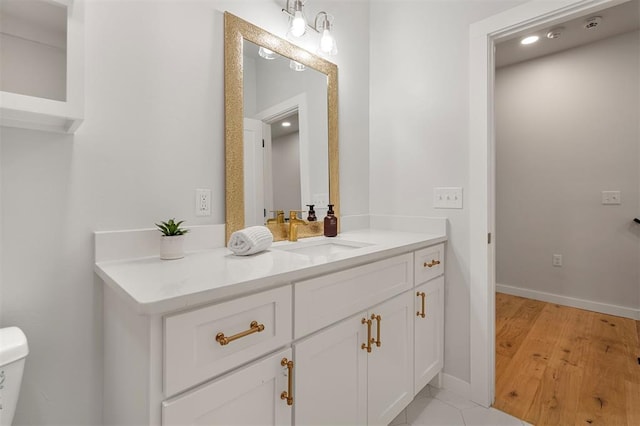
[468,0,631,407]
[255,93,310,213]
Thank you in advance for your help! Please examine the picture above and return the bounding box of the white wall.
[0,0,370,424]
[369,0,527,384]
[495,31,640,312]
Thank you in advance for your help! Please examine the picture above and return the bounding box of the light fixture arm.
[314,11,332,33]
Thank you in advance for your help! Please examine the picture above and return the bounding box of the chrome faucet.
[288,210,307,241]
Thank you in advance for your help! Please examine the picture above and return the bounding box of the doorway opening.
[243,93,311,227]
[469,0,636,409]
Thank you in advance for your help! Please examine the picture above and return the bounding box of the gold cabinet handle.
[215,321,265,346]
[361,317,373,352]
[372,314,382,347]
[280,358,294,406]
[417,292,426,318]
[424,259,441,268]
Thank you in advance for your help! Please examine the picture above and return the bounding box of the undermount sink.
[272,239,373,258]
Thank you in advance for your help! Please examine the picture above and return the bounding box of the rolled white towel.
[228,226,274,256]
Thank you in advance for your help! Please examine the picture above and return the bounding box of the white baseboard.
[439,373,471,400]
[497,283,640,320]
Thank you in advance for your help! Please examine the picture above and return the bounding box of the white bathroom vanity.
[95,228,446,425]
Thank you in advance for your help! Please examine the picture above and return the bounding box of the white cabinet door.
[294,313,368,426]
[162,348,292,426]
[414,276,444,395]
[367,291,414,426]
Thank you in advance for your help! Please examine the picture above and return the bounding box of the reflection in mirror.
[242,40,329,227]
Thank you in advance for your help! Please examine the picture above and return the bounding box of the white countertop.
[95,228,447,315]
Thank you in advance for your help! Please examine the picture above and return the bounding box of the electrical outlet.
[602,191,621,205]
[552,254,562,267]
[195,189,211,216]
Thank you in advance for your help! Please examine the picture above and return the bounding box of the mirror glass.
[242,40,329,226]
[224,13,339,243]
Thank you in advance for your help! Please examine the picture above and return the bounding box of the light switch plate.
[602,191,621,205]
[434,187,463,209]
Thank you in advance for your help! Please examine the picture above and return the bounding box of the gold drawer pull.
[281,358,294,406]
[215,321,265,346]
[361,317,373,352]
[424,259,441,268]
[417,292,426,318]
[372,314,382,347]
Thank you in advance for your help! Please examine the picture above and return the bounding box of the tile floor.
[388,385,532,426]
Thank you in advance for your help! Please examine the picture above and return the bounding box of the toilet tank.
[0,327,29,426]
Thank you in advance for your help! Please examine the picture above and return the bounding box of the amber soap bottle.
[324,204,338,237]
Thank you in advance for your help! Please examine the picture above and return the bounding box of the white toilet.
[0,327,29,426]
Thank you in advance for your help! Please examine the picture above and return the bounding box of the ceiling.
[496,0,640,68]
[271,112,299,139]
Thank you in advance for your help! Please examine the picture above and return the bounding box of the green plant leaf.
[156,218,188,236]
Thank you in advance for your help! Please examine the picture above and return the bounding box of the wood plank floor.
[494,293,640,426]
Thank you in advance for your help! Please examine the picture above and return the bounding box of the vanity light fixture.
[315,12,338,56]
[282,0,338,56]
[289,60,306,72]
[258,47,277,60]
[285,0,307,38]
[520,35,539,45]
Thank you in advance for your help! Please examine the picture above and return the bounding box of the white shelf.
[0,0,84,133]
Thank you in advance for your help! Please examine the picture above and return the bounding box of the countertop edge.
[96,233,447,316]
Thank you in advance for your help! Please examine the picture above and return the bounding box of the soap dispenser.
[306,205,317,221]
[323,204,338,237]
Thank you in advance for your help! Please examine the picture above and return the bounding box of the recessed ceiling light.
[521,35,540,45]
[282,122,291,127]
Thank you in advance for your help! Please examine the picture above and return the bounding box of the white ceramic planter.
[160,235,185,260]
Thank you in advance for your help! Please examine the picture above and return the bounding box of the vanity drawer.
[414,243,445,285]
[164,285,292,397]
[294,253,413,339]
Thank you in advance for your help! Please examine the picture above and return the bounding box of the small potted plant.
[156,218,189,260]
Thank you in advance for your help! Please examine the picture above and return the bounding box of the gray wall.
[495,30,640,311]
[272,132,302,212]
[0,1,370,424]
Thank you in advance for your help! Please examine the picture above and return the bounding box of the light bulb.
[258,47,276,60]
[320,28,338,55]
[290,11,306,37]
[290,60,306,72]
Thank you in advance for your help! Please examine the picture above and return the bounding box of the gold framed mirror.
[224,12,339,243]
